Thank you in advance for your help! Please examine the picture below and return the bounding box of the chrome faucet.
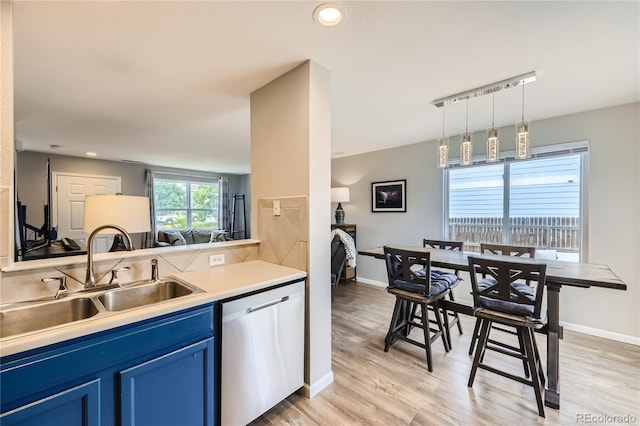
[42,276,68,299]
[85,225,133,288]
[150,259,159,282]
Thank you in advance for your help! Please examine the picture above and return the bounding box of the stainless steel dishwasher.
[221,280,305,426]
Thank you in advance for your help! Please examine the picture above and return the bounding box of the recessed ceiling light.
[313,3,343,27]
[86,151,97,157]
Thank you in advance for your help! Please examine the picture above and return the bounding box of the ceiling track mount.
[432,71,536,108]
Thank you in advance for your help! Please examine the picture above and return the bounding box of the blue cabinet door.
[0,379,100,426]
[119,338,215,426]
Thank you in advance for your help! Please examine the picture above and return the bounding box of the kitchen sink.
[97,280,198,312]
[0,279,203,339]
[0,298,100,338]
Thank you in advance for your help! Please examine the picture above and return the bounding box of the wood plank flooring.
[251,282,640,426]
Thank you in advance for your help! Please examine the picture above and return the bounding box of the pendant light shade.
[438,138,449,168]
[460,99,473,166]
[437,107,449,168]
[486,129,499,162]
[515,83,531,159]
[460,135,473,166]
[486,93,500,163]
[515,121,530,159]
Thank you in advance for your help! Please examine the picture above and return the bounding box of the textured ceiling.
[12,1,640,174]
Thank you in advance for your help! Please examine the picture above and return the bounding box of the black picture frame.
[371,179,406,212]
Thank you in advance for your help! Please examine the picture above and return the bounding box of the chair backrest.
[423,239,464,251]
[480,243,535,258]
[383,246,432,295]
[331,235,347,278]
[467,256,546,320]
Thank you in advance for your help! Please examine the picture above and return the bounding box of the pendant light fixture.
[437,106,449,168]
[460,99,473,166]
[432,71,536,168]
[486,92,500,163]
[515,82,531,159]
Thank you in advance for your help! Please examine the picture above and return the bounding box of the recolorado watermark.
[576,413,638,424]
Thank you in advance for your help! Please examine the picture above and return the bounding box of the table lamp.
[331,187,350,225]
[83,194,151,251]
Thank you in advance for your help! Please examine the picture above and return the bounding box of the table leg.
[545,283,562,408]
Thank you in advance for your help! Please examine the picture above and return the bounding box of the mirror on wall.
[14,151,251,262]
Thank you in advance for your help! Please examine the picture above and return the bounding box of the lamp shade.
[83,195,151,234]
[331,187,350,203]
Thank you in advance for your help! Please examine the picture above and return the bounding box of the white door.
[53,173,121,253]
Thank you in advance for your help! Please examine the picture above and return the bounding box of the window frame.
[443,141,589,261]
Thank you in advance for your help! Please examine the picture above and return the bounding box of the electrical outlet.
[273,199,281,216]
[209,254,225,266]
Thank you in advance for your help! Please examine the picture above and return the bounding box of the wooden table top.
[358,245,627,291]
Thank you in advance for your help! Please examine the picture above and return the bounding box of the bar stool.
[423,239,465,347]
[468,243,536,356]
[467,256,547,417]
[382,246,454,372]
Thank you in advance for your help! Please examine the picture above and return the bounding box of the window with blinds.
[444,143,586,261]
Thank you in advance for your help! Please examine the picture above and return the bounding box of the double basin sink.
[0,279,204,339]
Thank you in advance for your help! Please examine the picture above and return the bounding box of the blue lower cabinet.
[1,303,217,425]
[120,338,214,426]
[0,379,100,426]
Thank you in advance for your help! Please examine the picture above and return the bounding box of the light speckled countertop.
[0,260,306,358]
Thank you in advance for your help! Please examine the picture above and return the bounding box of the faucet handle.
[42,276,68,299]
[109,266,131,286]
[150,259,159,282]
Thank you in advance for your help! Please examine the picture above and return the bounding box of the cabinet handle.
[247,296,290,314]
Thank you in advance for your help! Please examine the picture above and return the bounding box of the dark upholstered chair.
[423,239,464,347]
[331,235,347,302]
[467,256,547,417]
[383,246,457,372]
[468,243,537,356]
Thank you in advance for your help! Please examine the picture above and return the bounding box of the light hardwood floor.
[251,282,640,426]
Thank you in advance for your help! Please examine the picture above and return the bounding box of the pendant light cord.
[521,82,525,123]
[465,99,469,134]
[491,92,495,129]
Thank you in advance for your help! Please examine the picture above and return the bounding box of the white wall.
[0,0,14,269]
[332,102,640,343]
[251,61,333,396]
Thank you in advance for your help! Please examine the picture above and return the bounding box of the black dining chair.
[467,256,547,417]
[422,239,464,347]
[468,243,537,356]
[383,246,455,372]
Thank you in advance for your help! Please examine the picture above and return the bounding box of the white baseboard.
[301,370,334,398]
[355,277,386,288]
[561,321,640,346]
[355,277,640,346]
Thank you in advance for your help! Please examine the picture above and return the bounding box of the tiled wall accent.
[257,196,308,271]
[0,243,259,304]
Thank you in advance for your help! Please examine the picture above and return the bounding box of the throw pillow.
[191,228,213,244]
[162,230,187,246]
[209,231,229,243]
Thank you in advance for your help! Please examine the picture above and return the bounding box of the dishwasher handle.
[246,295,290,314]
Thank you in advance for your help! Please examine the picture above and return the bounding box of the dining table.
[358,244,627,409]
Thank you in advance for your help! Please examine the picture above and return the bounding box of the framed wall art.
[371,179,406,212]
